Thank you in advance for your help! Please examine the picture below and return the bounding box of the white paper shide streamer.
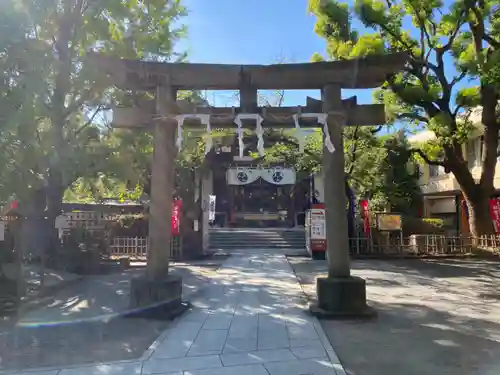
[234,116,245,158]
[255,115,265,156]
[175,114,212,153]
[175,115,185,149]
[197,114,212,155]
[292,114,308,153]
[317,113,335,153]
[292,113,334,153]
[234,114,264,158]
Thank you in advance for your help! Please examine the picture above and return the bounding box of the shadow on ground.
[288,256,500,375]
[0,256,228,371]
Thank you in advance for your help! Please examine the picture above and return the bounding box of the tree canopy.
[254,124,420,214]
[309,0,500,235]
[0,0,187,207]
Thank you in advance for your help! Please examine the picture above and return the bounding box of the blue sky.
[177,0,375,107]
[177,1,469,115]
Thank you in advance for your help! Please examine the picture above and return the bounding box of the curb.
[284,256,348,375]
[0,256,232,374]
[19,276,84,315]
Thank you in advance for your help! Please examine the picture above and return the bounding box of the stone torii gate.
[92,53,407,316]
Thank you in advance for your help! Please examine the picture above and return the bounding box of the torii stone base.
[126,274,187,320]
[309,276,377,320]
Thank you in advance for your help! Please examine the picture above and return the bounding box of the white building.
[408,107,500,232]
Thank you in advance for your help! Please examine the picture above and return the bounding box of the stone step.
[209,234,305,238]
[209,229,306,250]
[209,233,305,237]
[209,238,305,243]
[209,243,305,248]
[209,237,305,242]
[209,244,304,249]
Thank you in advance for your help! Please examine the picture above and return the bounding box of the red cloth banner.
[171,199,182,235]
[460,197,470,234]
[489,198,500,234]
[10,200,18,210]
[360,199,370,234]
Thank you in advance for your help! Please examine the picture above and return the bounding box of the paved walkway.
[0,261,224,371]
[2,250,345,375]
[290,257,500,375]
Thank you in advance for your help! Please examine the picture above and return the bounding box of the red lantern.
[171,200,182,235]
[360,199,370,234]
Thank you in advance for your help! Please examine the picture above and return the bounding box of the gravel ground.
[0,256,228,372]
[288,256,500,375]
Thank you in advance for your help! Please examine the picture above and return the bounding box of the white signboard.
[0,221,5,241]
[55,215,70,239]
[310,208,326,240]
[208,195,216,221]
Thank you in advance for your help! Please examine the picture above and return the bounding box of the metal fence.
[349,234,500,256]
[109,237,148,258]
[475,235,500,252]
[108,236,182,260]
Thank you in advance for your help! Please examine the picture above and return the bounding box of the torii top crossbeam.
[90,52,407,91]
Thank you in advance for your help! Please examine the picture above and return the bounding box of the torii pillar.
[310,84,372,317]
[128,84,183,316]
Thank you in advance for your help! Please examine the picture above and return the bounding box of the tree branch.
[263,132,321,163]
[434,48,454,110]
[396,112,429,123]
[440,8,466,52]
[409,148,445,166]
[483,34,500,49]
[450,70,467,87]
[64,89,97,118]
[407,2,435,51]
[387,76,441,118]
[452,104,465,117]
[346,126,360,176]
[73,104,103,137]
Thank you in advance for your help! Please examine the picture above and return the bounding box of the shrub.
[60,227,106,274]
[108,214,148,237]
[402,216,445,235]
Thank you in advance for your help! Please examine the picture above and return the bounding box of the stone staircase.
[208,228,306,250]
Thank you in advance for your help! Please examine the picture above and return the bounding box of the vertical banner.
[10,200,18,210]
[360,199,370,235]
[489,197,500,234]
[171,199,182,236]
[460,197,470,234]
[208,195,216,222]
[346,182,356,238]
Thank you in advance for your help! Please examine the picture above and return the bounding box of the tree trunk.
[448,151,495,237]
[45,168,64,264]
[465,194,495,236]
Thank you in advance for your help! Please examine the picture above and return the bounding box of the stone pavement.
[0,260,224,371]
[289,256,500,375]
[2,250,345,375]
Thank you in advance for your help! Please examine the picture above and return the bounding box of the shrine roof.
[90,52,408,91]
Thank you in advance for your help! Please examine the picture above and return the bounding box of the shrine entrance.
[209,147,312,229]
[93,52,407,316]
[228,167,294,227]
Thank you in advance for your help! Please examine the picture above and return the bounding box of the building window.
[497,136,500,161]
[466,138,481,169]
[429,165,446,177]
[429,165,439,177]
